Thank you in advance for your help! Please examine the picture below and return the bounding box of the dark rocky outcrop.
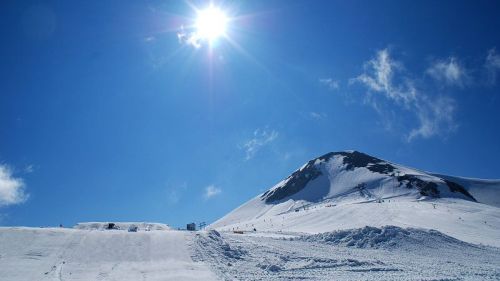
[444,180,476,201]
[261,157,323,203]
[396,174,440,196]
[337,151,396,174]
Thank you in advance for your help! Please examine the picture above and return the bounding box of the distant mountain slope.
[211,151,500,247]
[431,173,500,208]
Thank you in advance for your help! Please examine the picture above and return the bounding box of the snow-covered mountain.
[260,150,477,204]
[211,151,500,247]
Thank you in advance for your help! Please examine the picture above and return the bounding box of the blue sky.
[1,0,500,228]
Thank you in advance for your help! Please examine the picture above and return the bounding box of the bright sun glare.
[195,5,228,42]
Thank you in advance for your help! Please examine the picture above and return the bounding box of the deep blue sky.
[1,0,499,228]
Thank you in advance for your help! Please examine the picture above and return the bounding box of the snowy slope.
[0,226,216,281]
[3,224,498,281]
[432,173,500,208]
[211,151,500,247]
[194,228,500,280]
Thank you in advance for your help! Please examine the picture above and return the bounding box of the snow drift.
[296,225,470,250]
[194,230,247,260]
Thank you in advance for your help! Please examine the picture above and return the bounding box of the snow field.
[213,198,500,247]
[0,227,217,281]
[193,228,500,280]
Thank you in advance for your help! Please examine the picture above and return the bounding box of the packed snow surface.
[0,226,216,281]
[2,225,499,280]
[194,227,500,280]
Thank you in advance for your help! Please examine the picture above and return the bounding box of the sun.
[195,5,228,42]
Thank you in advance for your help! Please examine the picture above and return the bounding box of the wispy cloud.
[242,128,278,160]
[24,164,34,174]
[350,49,416,105]
[203,184,221,199]
[166,182,187,205]
[319,78,340,90]
[350,49,457,141]
[0,165,28,207]
[177,25,202,49]
[144,36,156,43]
[408,96,458,141]
[485,48,500,85]
[426,57,468,87]
[309,112,327,120]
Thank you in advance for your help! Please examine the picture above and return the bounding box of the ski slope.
[194,228,500,280]
[1,223,498,281]
[0,226,217,281]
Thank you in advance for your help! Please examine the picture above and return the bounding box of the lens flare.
[195,5,228,41]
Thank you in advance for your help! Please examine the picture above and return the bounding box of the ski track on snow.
[193,229,500,281]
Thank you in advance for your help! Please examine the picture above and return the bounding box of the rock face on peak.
[260,151,475,204]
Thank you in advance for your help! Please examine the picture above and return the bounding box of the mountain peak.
[260,150,474,204]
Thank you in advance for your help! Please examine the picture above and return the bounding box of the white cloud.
[242,129,278,160]
[350,49,457,141]
[350,49,417,106]
[427,57,468,87]
[408,96,458,141]
[319,78,340,90]
[309,112,327,120]
[204,185,221,199]
[0,165,28,207]
[485,48,500,84]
